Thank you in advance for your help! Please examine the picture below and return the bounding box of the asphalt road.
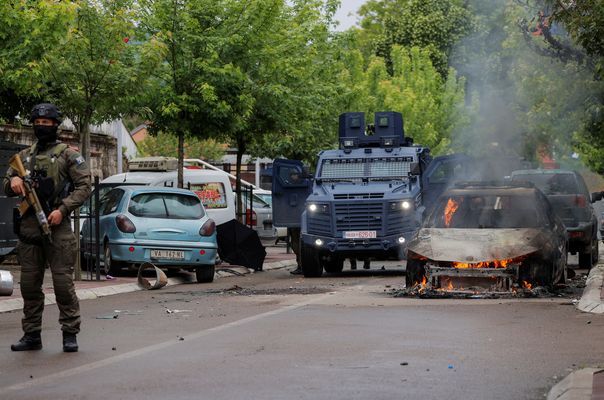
[0,263,602,400]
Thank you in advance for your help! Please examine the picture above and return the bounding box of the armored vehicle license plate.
[151,250,185,260]
[343,231,377,239]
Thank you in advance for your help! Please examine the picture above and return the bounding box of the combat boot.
[62,332,78,353]
[11,332,42,351]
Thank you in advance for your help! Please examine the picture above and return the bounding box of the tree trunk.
[177,131,184,189]
[78,115,92,168]
[235,135,246,223]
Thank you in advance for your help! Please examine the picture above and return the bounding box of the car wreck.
[406,183,568,294]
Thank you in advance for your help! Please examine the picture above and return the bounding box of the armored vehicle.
[272,112,431,277]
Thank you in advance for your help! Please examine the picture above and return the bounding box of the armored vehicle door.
[421,153,472,214]
[272,159,312,228]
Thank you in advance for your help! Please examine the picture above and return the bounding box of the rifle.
[9,154,53,243]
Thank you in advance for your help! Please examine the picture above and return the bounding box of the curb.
[547,368,603,400]
[577,265,604,314]
[0,259,296,314]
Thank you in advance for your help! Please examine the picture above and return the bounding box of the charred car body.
[272,112,430,277]
[406,182,568,291]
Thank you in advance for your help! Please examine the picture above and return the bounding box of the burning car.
[406,182,568,292]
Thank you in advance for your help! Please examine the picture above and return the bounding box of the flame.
[452,257,521,269]
[445,279,453,290]
[444,198,460,227]
[522,281,533,290]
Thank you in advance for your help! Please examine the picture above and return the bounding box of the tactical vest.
[26,142,70,206]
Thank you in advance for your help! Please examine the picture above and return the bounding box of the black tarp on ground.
[216,219,266,271]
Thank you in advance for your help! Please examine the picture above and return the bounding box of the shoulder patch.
[68,152,87,169]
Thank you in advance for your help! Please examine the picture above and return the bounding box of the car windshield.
[319,157,413,181]
[429,193,546,229]
[512,173,579,195]
[128,193,204,219]
[255,193,272,206]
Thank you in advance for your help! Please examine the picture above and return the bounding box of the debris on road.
[165,308,192,314]
[137,262,168,290]
[392,270,588,299]
[96,314,119,319]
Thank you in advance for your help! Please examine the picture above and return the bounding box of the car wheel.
[579,241,594,270]
[405,259,426,288]
[323,256,343,273]
[522,262,553,289]
[195,264,215,283]
[301,242,322,277]
[103,244,124,276]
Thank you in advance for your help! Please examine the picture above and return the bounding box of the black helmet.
[29,103,62,124]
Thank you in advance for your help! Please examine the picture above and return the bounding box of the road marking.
[2,292,335,393]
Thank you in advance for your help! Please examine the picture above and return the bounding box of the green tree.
[356,0,475,77]
[334,46,469,154]
[40,0,143,162]
[138,133,225,161]
[0,1,74,122]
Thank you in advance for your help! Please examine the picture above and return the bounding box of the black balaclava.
[33,124,59,147]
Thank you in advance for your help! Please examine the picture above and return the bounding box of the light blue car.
[81,186,218,283]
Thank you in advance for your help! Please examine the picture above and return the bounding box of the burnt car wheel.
[405,259,426,288]
[195,264,215,283]
[301,242,323,277]
[521,261,554,288]
[323,256,344,273]
[103,244,124,276]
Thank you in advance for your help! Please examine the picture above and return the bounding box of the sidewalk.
[0,245,297,314]
[548,264,604,400]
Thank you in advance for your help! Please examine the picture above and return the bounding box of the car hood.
[408,228,544,263]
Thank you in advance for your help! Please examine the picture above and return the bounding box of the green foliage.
[0,1,74,120]
[38,0,145,160]
[335,46,469,154]
[138,133,225,161]
[356,0,476,77]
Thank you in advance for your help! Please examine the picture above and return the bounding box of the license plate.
[343,231,377,239]
[150,249,185,260]
[263,220,273,229]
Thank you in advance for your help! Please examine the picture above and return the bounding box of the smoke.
[449,1,525,164]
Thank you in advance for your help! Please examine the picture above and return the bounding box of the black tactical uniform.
[4,103,91,352]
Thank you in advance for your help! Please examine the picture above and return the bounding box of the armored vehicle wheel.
[323,256,344,273]
[405,259,426,288]
[195,264,215,283]
[301,242,323,277]
[103,244,124,276]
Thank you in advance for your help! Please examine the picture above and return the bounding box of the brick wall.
[0,124,118,179]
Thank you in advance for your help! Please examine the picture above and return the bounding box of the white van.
[99,158,236,225]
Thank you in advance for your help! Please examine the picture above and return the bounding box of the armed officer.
[4,103,91,352]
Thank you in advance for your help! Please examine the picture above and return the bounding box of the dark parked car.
[510,169,599,269]
[406,182,568,289]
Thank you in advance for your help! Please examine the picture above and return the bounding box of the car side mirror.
[591,191,604,203]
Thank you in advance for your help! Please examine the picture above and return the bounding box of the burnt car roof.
[444,185,539,198]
